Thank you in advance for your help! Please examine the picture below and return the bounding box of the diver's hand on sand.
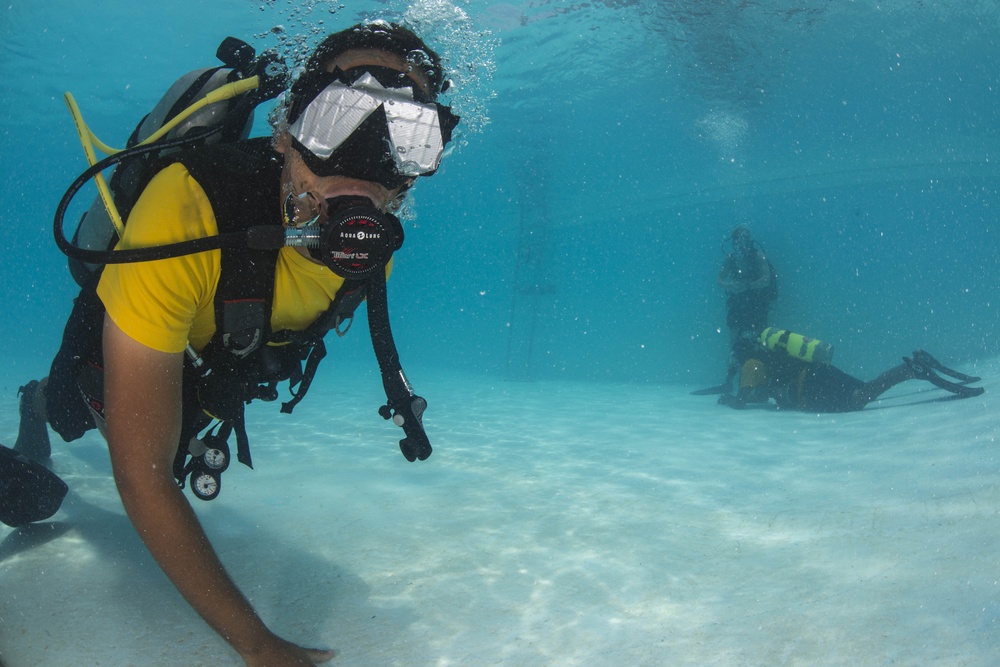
[242,636,336,666]
[302,647,337,664]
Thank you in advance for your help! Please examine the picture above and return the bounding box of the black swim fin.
[0,443,68,528]
[904,356,985,399]
[923,373,985,398]
[912,349,981,384]
[14,380,51,460]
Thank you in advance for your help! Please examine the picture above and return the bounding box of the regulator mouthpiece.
[284,196,403,279]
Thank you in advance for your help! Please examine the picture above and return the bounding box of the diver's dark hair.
[287,22,446,124]
[731,225,752,241]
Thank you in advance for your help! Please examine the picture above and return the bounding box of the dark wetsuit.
[719,250,777,380]
[739,348,865,413]
[768,359,866,413]
[720,251,775,336]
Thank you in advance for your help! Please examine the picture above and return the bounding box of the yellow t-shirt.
[98,162,347,354]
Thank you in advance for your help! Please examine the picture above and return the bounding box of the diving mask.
[287,66,459,189]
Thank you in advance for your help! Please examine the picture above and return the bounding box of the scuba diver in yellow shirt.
[6,21,460,666]
[719,328,984,412]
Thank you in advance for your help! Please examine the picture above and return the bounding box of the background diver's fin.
[690,384,732,396]
[913,350,981,384]
[0,444,69,528]
[923,373,985,398]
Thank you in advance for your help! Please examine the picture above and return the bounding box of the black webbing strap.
[233,409,253,468]
[276,278,366,413]
[280,340,326,414]
[175,139,282,357]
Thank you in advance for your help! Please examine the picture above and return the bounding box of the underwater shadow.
[864,389,982,411]
[0,519,74,562]
[1,444,428,663]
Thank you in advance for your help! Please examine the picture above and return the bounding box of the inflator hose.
[52,126,286,265]
[365,273,432,462]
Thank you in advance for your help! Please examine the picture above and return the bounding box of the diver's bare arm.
[102,317,279,659]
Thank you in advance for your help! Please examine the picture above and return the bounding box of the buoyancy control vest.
[164,138,367,500]
[65,138,369,501]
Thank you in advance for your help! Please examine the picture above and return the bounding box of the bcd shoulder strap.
[165,138,282,481]
[170,137,284,356]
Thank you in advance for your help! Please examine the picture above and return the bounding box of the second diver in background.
[714,225,778,394]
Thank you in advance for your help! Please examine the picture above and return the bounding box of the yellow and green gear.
[760,327,834,365]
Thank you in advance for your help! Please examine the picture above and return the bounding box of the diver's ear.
[274,132,291,154]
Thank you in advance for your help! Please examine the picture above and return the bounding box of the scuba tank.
[65,37,286,286]
[760,327,834,365]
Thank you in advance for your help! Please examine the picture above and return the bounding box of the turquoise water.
[1,1,999,665]
[2,0,998,384]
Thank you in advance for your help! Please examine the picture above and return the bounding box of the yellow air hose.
[63,75,260,238]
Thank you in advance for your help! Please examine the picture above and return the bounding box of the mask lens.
[385,98,446,175]
[290,83,382,161]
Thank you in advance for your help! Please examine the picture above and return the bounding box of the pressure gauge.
[192,471,220,501]
[203,447,228,471]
